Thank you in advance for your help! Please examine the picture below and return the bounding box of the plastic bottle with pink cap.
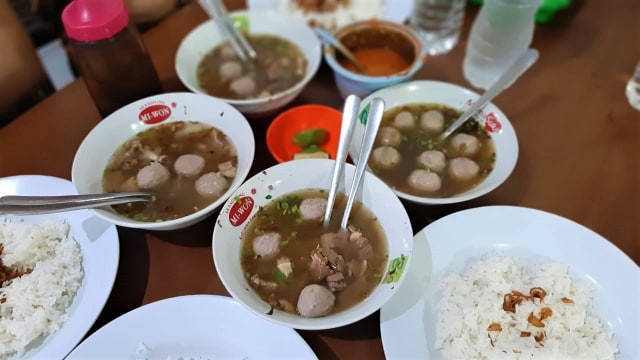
[62,0,163,118]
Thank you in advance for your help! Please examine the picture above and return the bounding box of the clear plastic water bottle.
[463,0,542,89]
[626,61,640,111]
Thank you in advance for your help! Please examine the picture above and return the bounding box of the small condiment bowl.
[212,159,413,330]
[175,10,322,118]
[323,19,425,99]
[72,92,255,231]
[266,104,342,163]
[348,80,519,205]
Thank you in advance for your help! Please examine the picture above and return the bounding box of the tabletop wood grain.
[1,0,639,358]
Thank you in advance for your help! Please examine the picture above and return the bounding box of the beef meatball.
[252,232,281,258]
[297,284,335,317]
[448,157,480,181]
[229,76,256,97]
[416,150,446,173]
[376,126,402,147]
[173,154,205,178]
[219,45,237,60]
[195,172,228,197]
[392,111,415,130]
[136,162,170,190]
[299,197,327,220]
[371,146,401,169]
[219,60,242,81]
[450,133,480,156]
[407,169,442,192]
[420,110,445,133]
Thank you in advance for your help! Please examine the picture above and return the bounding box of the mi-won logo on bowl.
[138,103,172,124]
[484,112,502,133]
[228,196,255,227]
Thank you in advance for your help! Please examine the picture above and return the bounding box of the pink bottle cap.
[62,0,129,42]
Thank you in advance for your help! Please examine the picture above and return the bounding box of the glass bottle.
[61,0,163,118]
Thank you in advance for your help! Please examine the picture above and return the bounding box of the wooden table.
[1,1,639,358]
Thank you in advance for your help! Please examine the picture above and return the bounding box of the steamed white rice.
[0,219,83,357]
[276,0,385,30]
[435,254,617,360]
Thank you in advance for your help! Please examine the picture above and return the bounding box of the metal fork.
[199,0,256,62]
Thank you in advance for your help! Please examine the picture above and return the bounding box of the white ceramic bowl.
[323,20,425,99]
[175,10,322,118]
[212,159,414,330]
[72,92,255,231]
[348,80,519,205]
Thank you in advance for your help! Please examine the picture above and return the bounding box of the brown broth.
[102,121,237,222]
[339,47,411,76]
[197,34,307,100]
[240,189,388,316]
[369,103,496,197]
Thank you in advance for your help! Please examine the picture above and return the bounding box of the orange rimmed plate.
[266,105,342,163]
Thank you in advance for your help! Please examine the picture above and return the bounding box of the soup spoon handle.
[313,27,367,73]
[438,48,539,141]
[323,94,361,227]
[0,192,151,215]
[340,97,385,231]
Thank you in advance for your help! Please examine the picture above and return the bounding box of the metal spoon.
[322,94,361,228]
[438,48,540,142]
[322,96,385,231]
[313,27,367,73]
[199,0,256,61]
[340,97,385,230]
[0,192,152,215]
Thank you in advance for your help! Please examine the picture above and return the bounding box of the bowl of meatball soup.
[212,159,414,329]
[175,10,322,118]
[72,92,255,230]
[349,80,519,205]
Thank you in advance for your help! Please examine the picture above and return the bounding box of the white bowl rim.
[71,92,255,230]
[175,10,322,106]
[352,79,519,205]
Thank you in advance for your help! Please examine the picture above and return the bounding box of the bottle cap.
[62,0,129,42]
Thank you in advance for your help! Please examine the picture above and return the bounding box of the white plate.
[66,294,318,359]
[380,205,640,359]
[0,175,119,359]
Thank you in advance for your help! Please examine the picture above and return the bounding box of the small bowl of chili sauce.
[323,19,426,99]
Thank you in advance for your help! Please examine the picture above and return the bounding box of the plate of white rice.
[0,175,119,359]
[379,205,640,360]
[247,0,413,30]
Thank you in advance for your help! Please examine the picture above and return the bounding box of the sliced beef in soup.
[102,121,237,222]
[240,189,388,318]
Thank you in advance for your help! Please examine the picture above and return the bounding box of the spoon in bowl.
[0,192,151,215]
[438,48,539,142]
[323,94,361,228]
[339,97,385,230]
[313,27,367,74]
[323,95,385,231]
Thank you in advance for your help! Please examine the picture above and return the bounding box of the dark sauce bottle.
[61,0,163,118]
